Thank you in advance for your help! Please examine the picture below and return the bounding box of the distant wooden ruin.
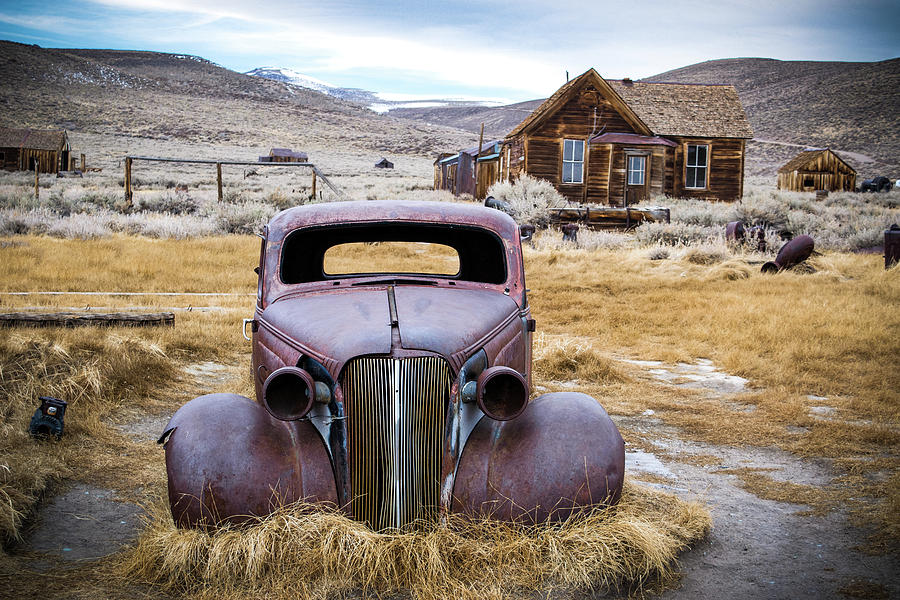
[258,148,309,163]
[0,128,73,174]
[436,68,753,203]
[374,157,394,169]
[777,148,856,192]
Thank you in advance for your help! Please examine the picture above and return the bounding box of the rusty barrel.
[762,234,814,273]
[886,224,900,269]
[725,221,745,241]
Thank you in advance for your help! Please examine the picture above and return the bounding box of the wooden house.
[375,157,394,169]
[434,140,502,198]
[438,69,752,203]
[0,128,71,174]
[268,148,308,163]
[777,148,856,192]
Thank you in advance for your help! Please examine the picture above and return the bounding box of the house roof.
[589,132,677,147]
[777,148,856,174]
[269,148,308,159]
[505,69,753,140]
[607,80,753,139]
[0,128,69,151]
[507,69,651,138]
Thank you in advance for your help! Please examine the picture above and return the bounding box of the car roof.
[266,200,519,241]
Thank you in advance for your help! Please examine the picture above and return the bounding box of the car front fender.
[451,392,625,522]
[159,393,337,528]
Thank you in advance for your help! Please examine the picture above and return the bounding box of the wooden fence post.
[311,170,317,199]
[217,162,223,202]
[124,157,133,207]
[81,153,86,171]
[34,164,39,200]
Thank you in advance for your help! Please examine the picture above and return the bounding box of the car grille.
[342,356,451,530]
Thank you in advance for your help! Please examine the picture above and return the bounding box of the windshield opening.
[281,223,507,285]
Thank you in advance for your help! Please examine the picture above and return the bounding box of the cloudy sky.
[1,0,897,102]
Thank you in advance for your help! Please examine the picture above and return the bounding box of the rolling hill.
[0,41,476,157]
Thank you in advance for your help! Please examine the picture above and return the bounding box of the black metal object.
[484,195,513,215]
[860,176,892,192]
[885,224,900,269]
[519,224,535,244]
[561,223,578,243]
[29,396,68,439]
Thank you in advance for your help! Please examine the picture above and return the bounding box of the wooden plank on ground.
[0,312,175,328]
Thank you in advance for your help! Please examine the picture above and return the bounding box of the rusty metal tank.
[762,234,815,273]
[159,201,625,530]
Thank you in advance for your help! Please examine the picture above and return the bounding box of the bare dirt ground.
[6,356,897,599]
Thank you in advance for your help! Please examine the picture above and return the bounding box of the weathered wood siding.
[585,143,610,204]
[18,149,60,174]
[671,137,744,201]
[777,151,856,192]
[517,83,643,204]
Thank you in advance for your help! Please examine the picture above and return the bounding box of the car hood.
[260,285,520,373]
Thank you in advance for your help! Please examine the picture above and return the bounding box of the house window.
[562,139,584,184]
[627,155,646,185]
[685,144,708,189]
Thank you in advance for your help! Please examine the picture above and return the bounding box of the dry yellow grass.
[120,483,711,600]
[1,234,898,597]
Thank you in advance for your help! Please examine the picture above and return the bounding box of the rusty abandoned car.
[159,201,625,530]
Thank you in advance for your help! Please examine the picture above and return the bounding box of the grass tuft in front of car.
[119,483,711,600]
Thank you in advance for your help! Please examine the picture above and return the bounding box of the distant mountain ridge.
[244,66,506,113]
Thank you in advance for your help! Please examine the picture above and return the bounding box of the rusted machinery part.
[561,223,579,242]
[520,224,535,242]
[158,393,337,528]
[484,196,513,215]
[451,392,625,523]
[725,221,745,241]
[761,234,815,274]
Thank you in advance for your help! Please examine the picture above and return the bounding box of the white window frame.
[562,139,584,184]
[627,155,646,186]
[685,144,709,189]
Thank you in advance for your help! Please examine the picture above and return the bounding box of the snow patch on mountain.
[245,66,509,113]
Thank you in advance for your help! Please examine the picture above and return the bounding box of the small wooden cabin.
[438,69,753,203]
[267,148,308,163]
[0,128,71,174]
[434,140,502,198]
[777,148,856,192]
[375,158,394,169]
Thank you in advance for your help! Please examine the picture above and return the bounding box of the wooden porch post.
[311,170,317,199]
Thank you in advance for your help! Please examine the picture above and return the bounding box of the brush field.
[0,230,897,598]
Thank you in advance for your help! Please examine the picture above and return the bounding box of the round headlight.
[476,366,528,421]
[262,366,316,421]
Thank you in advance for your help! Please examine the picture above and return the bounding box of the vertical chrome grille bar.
[344,356,450,530]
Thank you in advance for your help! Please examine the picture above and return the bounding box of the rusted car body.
[160,201,624,530]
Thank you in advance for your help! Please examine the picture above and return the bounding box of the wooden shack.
[268,148,308,163]
[437,69,753,203]
[777,148,856,192]
[0,128,71,174]
[434,140,502,198]
[375,157,394,169]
